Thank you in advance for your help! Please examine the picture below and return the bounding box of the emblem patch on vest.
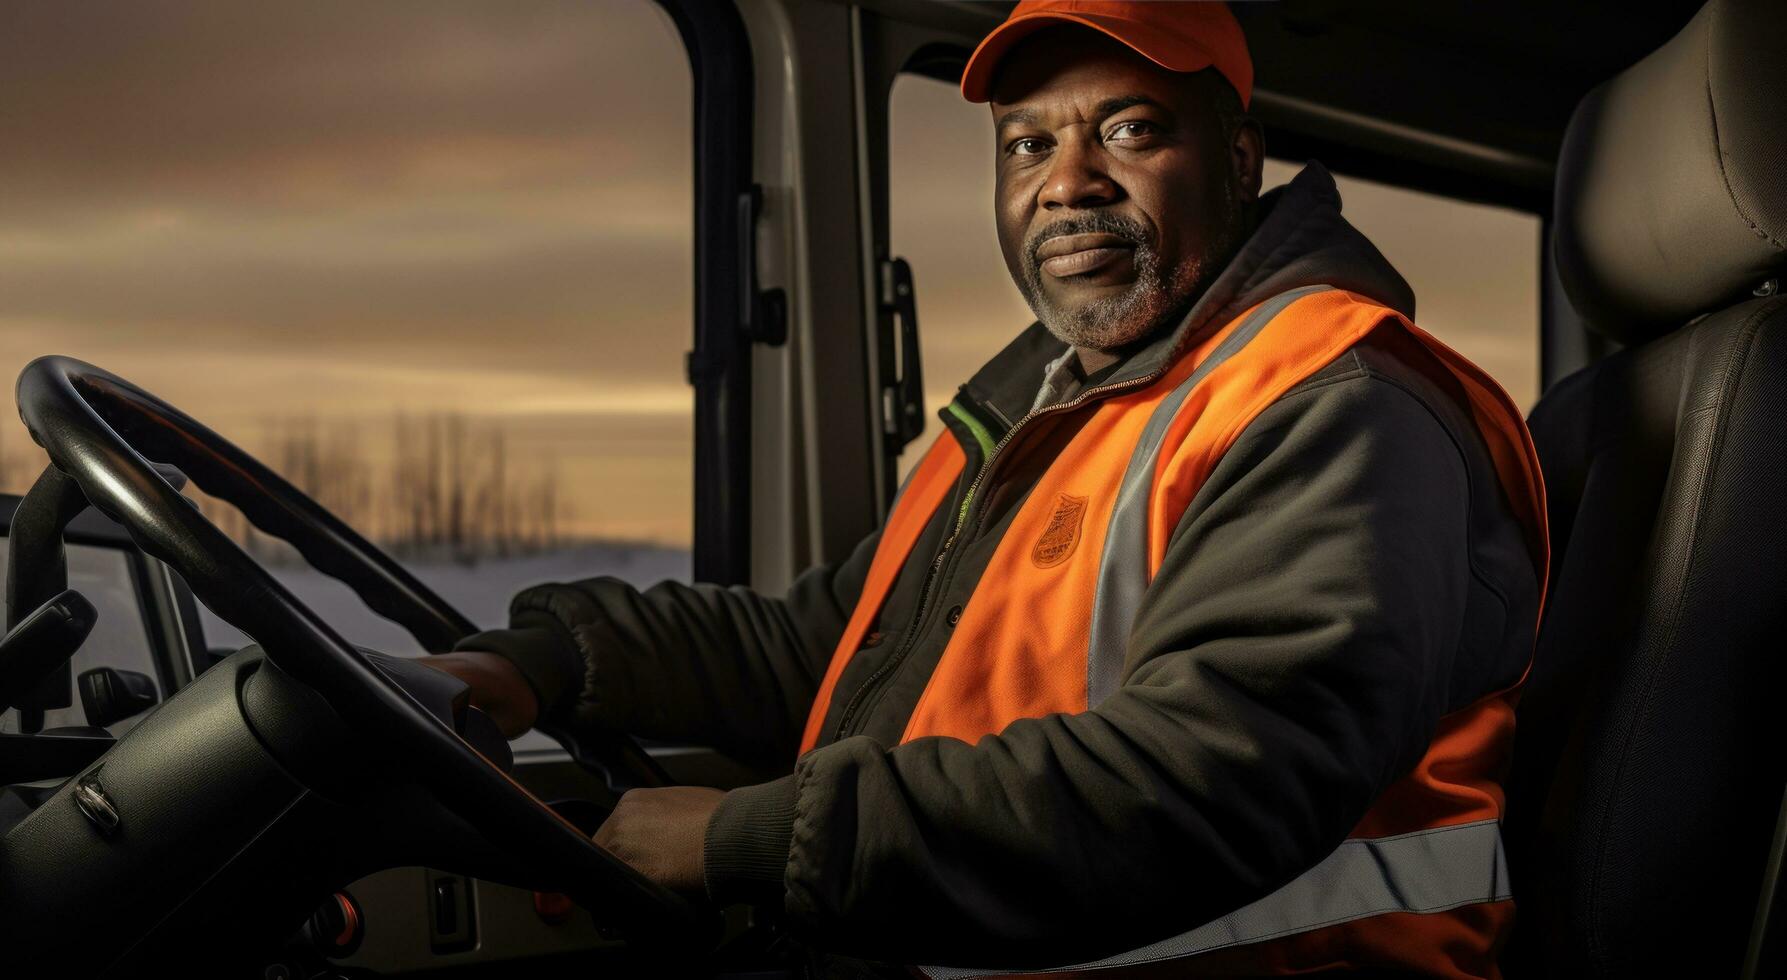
[1032,492,1088,568]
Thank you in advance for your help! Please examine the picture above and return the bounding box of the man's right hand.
[422,650,540,739]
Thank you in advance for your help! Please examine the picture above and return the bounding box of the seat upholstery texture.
[1504,0,1786,973]
[1506,294,1786,976]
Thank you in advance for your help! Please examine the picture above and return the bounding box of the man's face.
[991,30,1250,352]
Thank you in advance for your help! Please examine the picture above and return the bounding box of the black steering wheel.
[12,355,711,942]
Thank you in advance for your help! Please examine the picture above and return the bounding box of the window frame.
[856,21,993,512]
[655,0,757,586]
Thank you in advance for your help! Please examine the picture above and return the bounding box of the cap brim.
[961,10,1219,103]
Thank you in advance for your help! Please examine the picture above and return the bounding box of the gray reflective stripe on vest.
[1084,283,1334,707]
[919,818,1510,979]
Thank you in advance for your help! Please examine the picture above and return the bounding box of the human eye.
[1102,119,1158,144]
[1006,136,1050,158]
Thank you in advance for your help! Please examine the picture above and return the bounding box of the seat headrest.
[1553,0,1787,345]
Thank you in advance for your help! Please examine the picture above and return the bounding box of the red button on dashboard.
[533,890,574,925]
[307,890,363,957]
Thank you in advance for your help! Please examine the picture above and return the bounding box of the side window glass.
[887,74,1542,484]
[0,0,696,703]
[888,75,1037,476]
[1260,160,1541,408]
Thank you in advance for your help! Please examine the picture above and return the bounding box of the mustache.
[1024,212,1150,268]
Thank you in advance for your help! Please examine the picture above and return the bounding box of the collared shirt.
[1030,345,1126,414]
[1029,346,1084,414]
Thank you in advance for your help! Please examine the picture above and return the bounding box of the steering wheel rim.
[13,354,710,940]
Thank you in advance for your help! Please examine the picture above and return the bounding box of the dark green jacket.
[462,161,1540,970]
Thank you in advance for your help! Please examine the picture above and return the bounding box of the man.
[430,2,1547,976]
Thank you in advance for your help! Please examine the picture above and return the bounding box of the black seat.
[1503,0,1787,976]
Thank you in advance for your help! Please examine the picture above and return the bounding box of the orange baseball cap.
[961,1,1253,109]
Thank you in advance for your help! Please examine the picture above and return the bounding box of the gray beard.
[1019,198,1242,353]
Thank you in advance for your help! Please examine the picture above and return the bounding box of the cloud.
[0,0,692,212]
[0,0,698,395]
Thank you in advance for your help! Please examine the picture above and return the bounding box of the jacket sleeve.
[701,370,1513,967]
[457,529,880,765]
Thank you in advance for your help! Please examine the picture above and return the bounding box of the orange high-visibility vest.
[799,285,1549,979]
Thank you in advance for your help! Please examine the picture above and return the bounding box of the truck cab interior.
[0,0,1780,977]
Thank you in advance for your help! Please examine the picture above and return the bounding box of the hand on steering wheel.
[421,650,541,739]
[12,355,715,944]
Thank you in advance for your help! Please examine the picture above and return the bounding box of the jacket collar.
[954,161,1417,431]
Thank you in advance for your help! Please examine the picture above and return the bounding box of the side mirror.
[77,667,159,728]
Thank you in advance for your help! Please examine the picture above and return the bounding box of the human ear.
[1231,118,1265,205]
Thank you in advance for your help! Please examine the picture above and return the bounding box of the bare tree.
[0,409,580,564]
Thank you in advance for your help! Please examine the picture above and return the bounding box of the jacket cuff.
[703,775,796,907]
[452,611,582,721]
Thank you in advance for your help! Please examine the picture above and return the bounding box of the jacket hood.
[958,160,1416,426]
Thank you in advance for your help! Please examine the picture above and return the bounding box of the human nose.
[1037,135,1118,211]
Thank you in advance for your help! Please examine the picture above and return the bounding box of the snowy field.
[194,543,690,753]
[197,542,691,656]
[0,540,689,743]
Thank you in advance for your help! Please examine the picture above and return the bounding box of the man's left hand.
[592,786,727,895]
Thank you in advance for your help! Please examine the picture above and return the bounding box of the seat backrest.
[1503,1,1787,976]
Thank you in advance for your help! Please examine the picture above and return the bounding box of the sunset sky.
[0,1,1540,550]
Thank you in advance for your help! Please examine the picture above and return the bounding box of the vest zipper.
[828,366,1170,744]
